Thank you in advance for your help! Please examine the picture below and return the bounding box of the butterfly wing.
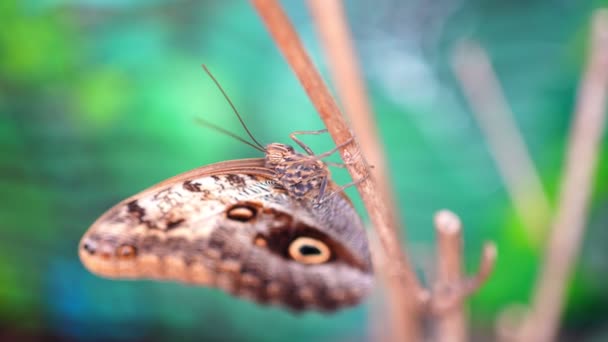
[79,158,372,311]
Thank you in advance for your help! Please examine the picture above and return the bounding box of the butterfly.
[78,66,373,312]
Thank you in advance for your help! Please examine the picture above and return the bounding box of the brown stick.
[430,211,498,338]
[428,243,497,315]
[433,210,467,342]
[250,0,423,339]
[305,0,415,340]
[451,41,551,243]
[518,10,608,342]
[306,0,401,233]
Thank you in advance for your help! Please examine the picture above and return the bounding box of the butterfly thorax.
[265,143,330,201]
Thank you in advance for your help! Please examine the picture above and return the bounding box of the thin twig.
[305,1,415,340]
[518,10,608,342]
[429,212,497,316]
[452,41,552,243]
[433,210,467,342]
[250,0,423,338]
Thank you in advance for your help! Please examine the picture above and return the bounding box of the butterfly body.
[80,148,372,311]
[265,143,330,200]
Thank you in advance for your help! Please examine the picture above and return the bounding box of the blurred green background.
[1,0,607,341]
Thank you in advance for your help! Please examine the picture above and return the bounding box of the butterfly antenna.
[194,117,265,152]
[201,64,266,151]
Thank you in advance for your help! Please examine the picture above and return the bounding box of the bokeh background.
[2,0,608,341]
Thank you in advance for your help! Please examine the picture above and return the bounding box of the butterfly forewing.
[80,157,372,311]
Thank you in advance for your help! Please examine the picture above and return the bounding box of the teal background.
[1,1,607,341]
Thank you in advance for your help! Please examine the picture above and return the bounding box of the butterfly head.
[264,143,297,168]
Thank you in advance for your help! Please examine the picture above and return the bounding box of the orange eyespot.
[288,237,331,264]
[254,235,268,248]
[226,204,257,222]
[116,245,137,259]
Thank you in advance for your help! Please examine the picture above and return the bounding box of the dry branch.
[518,10,608,342]
[305,0,416,340]
[433,210,467,342]
[452,41,551,243]
[306,0,401,232]
[430,211,497,317]
[249,2,422,339]
[250,2,499,341]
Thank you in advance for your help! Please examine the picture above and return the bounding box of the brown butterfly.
[78,66,373,312]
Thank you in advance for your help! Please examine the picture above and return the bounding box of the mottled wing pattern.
[79,159,372,311]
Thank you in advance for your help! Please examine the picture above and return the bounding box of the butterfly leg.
[313,137,355,160]
[289,129,329,155]
[317,175,328,200]
[327,160,376,168]
[319,171,371,203]
[325,161,348,168]
[290,129,355,161]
